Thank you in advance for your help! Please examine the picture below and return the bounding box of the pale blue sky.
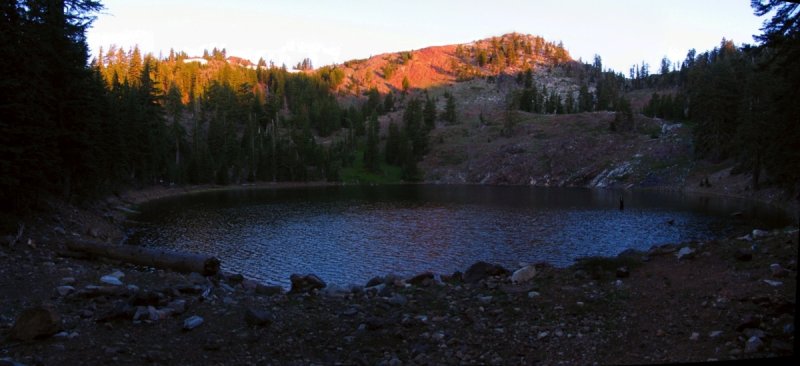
[87,0,766,73]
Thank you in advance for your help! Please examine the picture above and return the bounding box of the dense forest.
[1,0,797,214]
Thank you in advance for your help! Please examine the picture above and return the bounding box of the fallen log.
[65,240,220,276]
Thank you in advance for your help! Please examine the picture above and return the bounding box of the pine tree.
[403,98,426,160]
[578,84,592,112]
[443,93,457,124]
[364,112,380,172]
[383,92,395,112]
[423,95,437,131]
[384,122,402,165]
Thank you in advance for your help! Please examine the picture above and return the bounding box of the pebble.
[770,263,789,278]
[56,285,75,297]
[388,293,408,306]
[736,315,760,331]
[743,328,765,339]
[167,299,187,314]
[511,264,537,284]
[182,315,204,331]
[675,247,695,260]
[763,279,783,287]
[689,332,699,341]
[527,291,540,298]
[244,307,273,327]
[709,330,723,338]
[100,275,123,286]
[537,331,549,339]
[341,307,359,317]
[322,285,351,298]
[744,336,763,353]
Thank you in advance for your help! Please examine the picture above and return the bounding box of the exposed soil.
[0,189,796,365]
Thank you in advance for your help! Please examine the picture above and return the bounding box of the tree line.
[0,0,421,213]
[638,0,798,191]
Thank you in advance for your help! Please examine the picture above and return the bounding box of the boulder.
[511,265,537,284]
[321,284,350,298]
[255,284,284,296]
[408,271,435,286]
[226,273,245,285]
[464,261,510,283]
[365,276,384,288]
[440,271,462,284]
[8,306,61,341]
[617,249,642,259]
[289,274,326,294]
[383,274,404,287]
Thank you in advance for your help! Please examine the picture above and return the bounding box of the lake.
[125,185,791,288]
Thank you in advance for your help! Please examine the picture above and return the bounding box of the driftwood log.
[66,240,220,276]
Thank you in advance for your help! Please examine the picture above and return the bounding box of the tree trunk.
[66,240,220,276]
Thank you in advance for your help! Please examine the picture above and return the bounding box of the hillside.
[330,33,573,95]
[421,111,690,187]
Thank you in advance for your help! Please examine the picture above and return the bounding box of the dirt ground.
[0,190,796,365]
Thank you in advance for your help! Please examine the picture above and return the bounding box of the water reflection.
[127,185,790,288]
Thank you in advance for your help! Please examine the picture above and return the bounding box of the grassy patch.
[339,150,403,184]
[437,149,468,165]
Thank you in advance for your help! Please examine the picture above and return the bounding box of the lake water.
[125,185,791,288]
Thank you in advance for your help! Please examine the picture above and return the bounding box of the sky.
[86,0,767,74]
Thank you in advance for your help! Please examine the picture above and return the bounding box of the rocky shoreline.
[0,184,797,365]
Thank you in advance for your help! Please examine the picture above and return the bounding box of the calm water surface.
[126,185,790,287]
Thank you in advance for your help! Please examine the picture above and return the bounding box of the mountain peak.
[332,33,573,94]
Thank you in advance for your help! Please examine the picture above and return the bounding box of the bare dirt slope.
[422,111,692,189]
